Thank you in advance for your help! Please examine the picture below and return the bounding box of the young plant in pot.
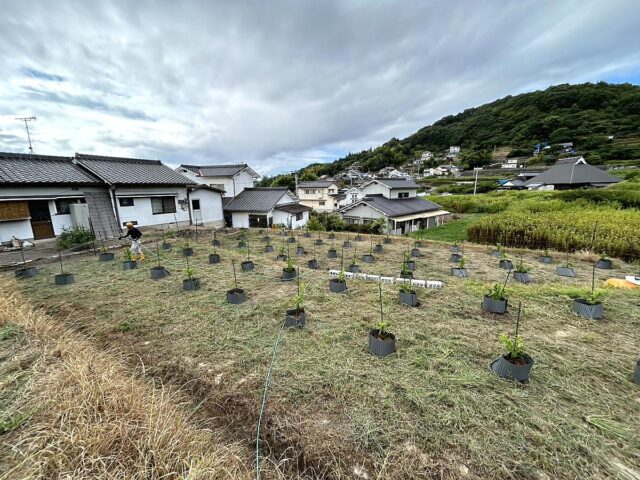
[287,233,296,244]
[183,265,200,291]
[182,240,194,257]
[277,244,287,261]
[343,232,352,249]
[383,232,392,244]
[595,252,613,270]
[399,258,413,279]
[98,242,114,262]
[538,247,553,264]
[450,251,463,263]
[499,253,513,270]
[355,233,364,242]
[54,249,74,285]
[15,244,37,278]
[414,236,423,248]
[572,265,605,320]
[151,244,169,279]
[483,269,511,314]
[410,243,421,258]
[227,260,246,304]
[307,245,320,269]
[212,229,222,247]
[451,243,461,254]
[491,243,503,258]
[264,240,274,253]
[451,256,468,278]
[209,238,221,264]
[329,248,347,293]
[303,228,312,238]
[296,238,305,255]
[373,234,383,253]
[369,284,396,357]
[282,253,297,281]
[398,281,418,307]
[490,302,534,382]
[362,244,375,263]
[404,251,416,271]
[348,246,360,273]
[327,238,338,258]
[513,258,531,283]
[241,240,255,271]
[122,247,138,270]
[285,274,306,328]
[161,224,172,250]
[328,231,336,240]
[556,250,576,277]
[315,235,324,246]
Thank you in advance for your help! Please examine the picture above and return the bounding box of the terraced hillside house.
[524,157,621,190]
[176,163,260,197]
[296,180,339,212]
[224,187,311,229]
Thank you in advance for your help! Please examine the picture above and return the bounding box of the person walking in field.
[119,222,145,261]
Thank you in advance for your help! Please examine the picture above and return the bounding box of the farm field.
[2,229,640,479]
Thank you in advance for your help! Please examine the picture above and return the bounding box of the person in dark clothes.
[119,222,144,260]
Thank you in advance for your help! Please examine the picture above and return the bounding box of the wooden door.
[28,200,55,239]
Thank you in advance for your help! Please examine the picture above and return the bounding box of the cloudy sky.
[1,0,639,175]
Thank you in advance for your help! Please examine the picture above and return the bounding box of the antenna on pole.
[15,116,37,154]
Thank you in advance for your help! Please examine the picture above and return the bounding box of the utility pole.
[473,167,482,195]
[15,116,36,153]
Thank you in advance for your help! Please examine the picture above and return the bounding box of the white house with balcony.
[176,163,260,197]
[296,180,339,212]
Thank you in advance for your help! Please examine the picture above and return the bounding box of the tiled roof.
[76,154,194,185]
[0,152,101,185]
[179,163,259,178]
[341,195,442,218]
[275,203,313,214]
[524,160,620,186]
[298,180,336,188]
[224,187,291,212]
[189,184,225,194]
[368,178,420,189]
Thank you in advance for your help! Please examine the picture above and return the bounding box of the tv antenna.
[15,116,36,153]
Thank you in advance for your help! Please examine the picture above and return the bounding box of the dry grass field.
[1,228,639,479]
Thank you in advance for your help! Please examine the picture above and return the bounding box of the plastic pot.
[264,245,274,253]
[150,266,169,280]
[383,237,392,244]
[285,308,306,328]
[538,255,553,264]
[373,244,383,253]
[572,298,604,320]
[483,295,508,314]
[328,233,336,239]
[362,254,375,263]
[450,253,462,263]
[183,278,200,291]
[329,278,347,293]
[513,272,530,283]
[296,247,305,255]
[499,259,513,270]
[369,329,396,357]
[450,267,468,278]
[287,237,296,244]
[348,264,360,273]
[414,241,423,248]
[237,241,246,248]
[54,273,74,285]
[406,260,416,271]
[182,247,194,257]
[122,260,138,270]
[355,235,364,242]
[556,266,576,277]
[280,230,287,237]
[209,253,220,264]
[276,254,287,261]
[307,259,319,269]
[162,242,172,250]
[451,245,460,253]
[315,239,324,246]
[595,259,612,269]
[282,268,296,280]
[304,232,312,238]
[490,354,534,382]
[261,236,270,243]
[241,260,255,272]
[491,250,502,258]
[634,359,640,384]
[327,249,338,258]
[399,271,413,279]
[15,266,37,278]
[399,290,418,307]
[99,252,114,262]
[227,288,246,304]
[411,248,421,258]
[343,240,352,248]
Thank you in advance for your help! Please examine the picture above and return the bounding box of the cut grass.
[411,213,487,243]
[3,229,640,479]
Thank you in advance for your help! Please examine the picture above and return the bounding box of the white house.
[360,178,421,199]
[449,146,461,156]
[296,180,339,212]
[0,152,224,244]
[176,163,260,197]
[224,187,311,229]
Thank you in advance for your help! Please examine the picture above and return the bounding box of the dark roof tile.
[0,152,101,185]
[341,195,443,218]
[76,153,193,185]
[224,187,292,212]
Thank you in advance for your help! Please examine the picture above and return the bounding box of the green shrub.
[57,227,94,250]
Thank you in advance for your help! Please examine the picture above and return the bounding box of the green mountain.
[261,82,640,186]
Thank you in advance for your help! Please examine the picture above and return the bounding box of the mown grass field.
[410,214,486,243]
[2,229,640,479]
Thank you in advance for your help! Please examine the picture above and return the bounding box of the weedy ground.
[2,229,639,479]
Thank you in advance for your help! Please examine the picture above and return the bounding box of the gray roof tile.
[524,160,620,186]
[369,178,420,189]
[298,180,336,188]
[0,152,101,185]
[224,187,292,212]
[76,153,193,185]
[179,163,259,178]
[342,195,443,218]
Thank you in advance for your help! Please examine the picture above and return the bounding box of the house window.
[305,190,310,194]
[192,199,201,210]
[329,188,335,194]
[55,197,85,215]
[398,192,409,198]
[118,197,135,207]
[151,196,177,215]
[319,201,326,206]
[295,212,303,221]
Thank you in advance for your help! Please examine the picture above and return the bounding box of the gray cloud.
[0,0,639,174]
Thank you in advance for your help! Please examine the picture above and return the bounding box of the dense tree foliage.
[263,83,640,187]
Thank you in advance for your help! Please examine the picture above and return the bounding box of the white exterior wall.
[190,189,223,226]
[390,189,416,198]
[230,212,252,228]
[176,168,255,197]
[341,204,385,221]
[115,186,190,228]
[272,210,309,229]
[0,220,33,243]
[360,182,391,197]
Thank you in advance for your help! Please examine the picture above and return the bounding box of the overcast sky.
[1,0,639,175]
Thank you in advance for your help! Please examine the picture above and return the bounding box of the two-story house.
[176,163,260,197]
[296,180,339,212]
[338,178,449,234]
